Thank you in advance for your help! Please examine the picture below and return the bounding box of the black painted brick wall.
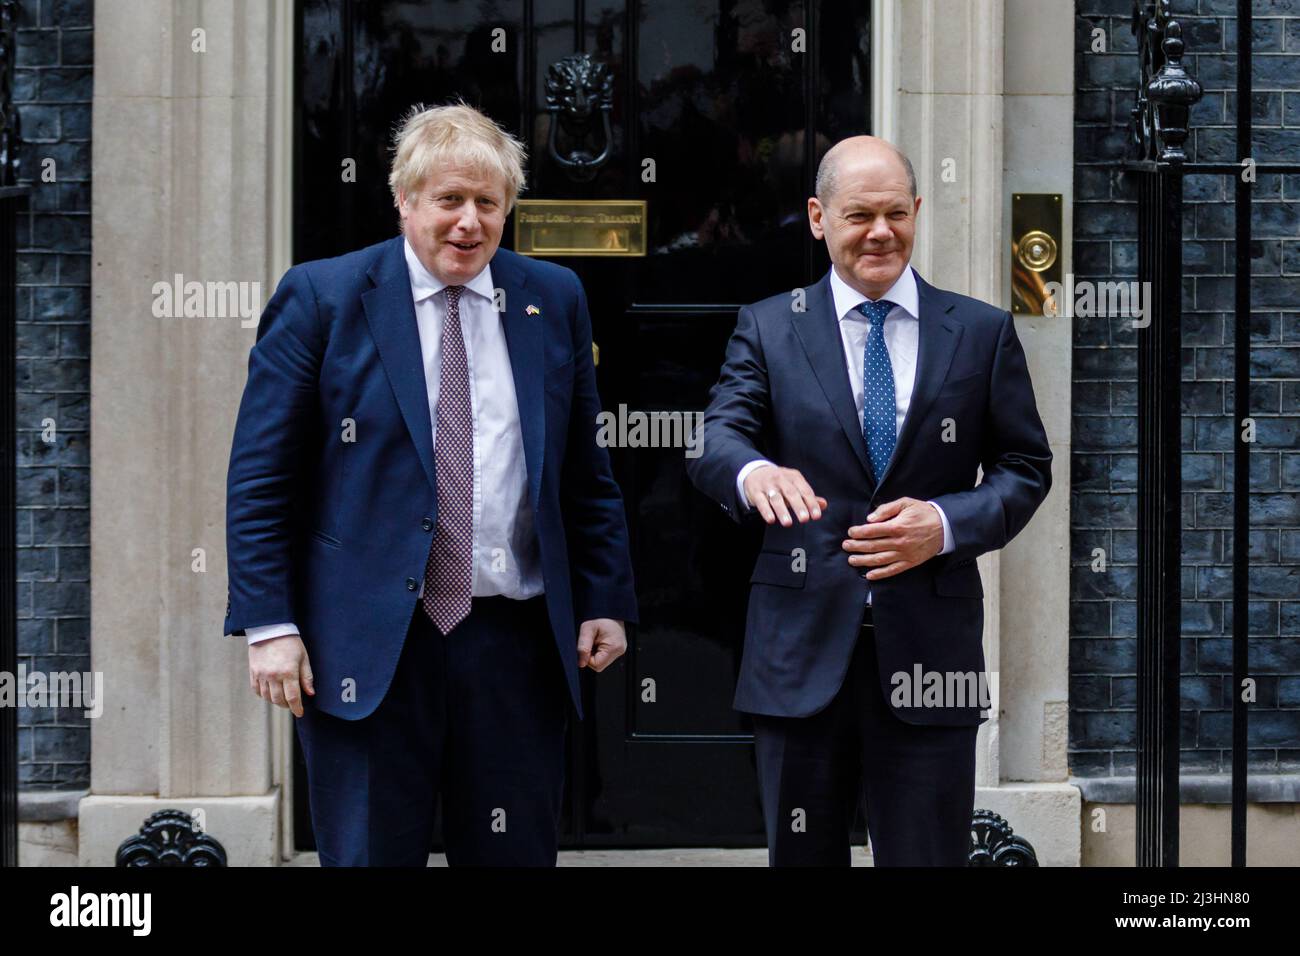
[1073,0,1300,777]
[14,0,92,791]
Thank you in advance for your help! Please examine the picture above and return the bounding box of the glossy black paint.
[294,0,871,849]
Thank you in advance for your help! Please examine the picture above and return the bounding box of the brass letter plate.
[515,200,647,257]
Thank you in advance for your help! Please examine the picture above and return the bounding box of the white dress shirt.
[245,238,543,644]
[735,263,954,602]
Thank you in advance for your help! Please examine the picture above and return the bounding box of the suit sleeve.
[559,270,639,625]
[684,304,772,524]
[928,311,1053,563]
[224,266,324,636]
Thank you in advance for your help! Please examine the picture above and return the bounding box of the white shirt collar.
[829,262,919,321]
[403,235,496,303]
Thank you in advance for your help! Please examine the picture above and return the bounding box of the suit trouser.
[750,608,979,866]
[295,594,569,866]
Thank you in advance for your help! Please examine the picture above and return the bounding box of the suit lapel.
[791,273,875,488]
[875,269,962,490]
[492,250,544,513]
[362,236,439,497]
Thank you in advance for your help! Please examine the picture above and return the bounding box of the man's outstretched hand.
[743,464,828,526]
[842,496,944,580]
[249,634,315,718]
[578,618,626,672]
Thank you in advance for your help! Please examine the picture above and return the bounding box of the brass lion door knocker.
[545,53,615,183]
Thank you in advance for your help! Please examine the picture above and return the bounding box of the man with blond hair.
[224,102,637,866]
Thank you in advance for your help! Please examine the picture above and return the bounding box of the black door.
[294,0,871,849]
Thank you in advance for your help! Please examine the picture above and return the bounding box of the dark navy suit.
[686,266,1052,864]
[224,235,637,864]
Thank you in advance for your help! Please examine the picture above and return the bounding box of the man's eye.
[846,214,867,223]
[477,198,496,206]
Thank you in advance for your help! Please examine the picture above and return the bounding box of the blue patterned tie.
[859,299,896,484]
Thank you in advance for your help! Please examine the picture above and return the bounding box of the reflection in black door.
[293,0,871,848]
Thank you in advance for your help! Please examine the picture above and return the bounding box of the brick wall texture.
[1073,0,1300,777]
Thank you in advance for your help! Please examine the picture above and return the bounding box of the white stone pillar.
[80,0,294,866]
[874,0,1080,865]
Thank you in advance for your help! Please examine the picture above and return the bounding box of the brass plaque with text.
[514,200,647,257]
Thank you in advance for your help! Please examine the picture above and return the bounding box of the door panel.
[294,0,871,850]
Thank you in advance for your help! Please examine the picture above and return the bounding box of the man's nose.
[456,201,479,231]
[866,216,893,242]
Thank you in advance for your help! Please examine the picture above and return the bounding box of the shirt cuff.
[928,501,955,555]
[245,622,300,645]
[735,459,777,509]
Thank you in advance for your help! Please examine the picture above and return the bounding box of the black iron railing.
[1127,0,1200,871]
[1126,0,1300,868]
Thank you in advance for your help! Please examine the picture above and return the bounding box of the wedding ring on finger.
[767,489,780,499]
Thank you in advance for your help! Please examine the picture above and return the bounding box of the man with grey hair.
[688,135,1052,865]
[224,102,637,866]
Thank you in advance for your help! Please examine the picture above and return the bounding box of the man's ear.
[807,197,825,240]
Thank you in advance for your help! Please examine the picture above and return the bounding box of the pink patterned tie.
[421,284,474,634]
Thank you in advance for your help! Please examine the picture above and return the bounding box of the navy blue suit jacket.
[686,267,1052,726]
[224,236,637,721]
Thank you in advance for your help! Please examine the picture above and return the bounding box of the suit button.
[421,517,433,531]
[405,577,418,591]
